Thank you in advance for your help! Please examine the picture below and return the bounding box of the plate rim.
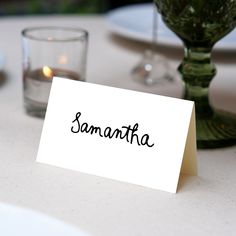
[106,3,236,51]
[0,202,89,236]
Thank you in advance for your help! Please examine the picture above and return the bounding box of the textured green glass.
[155,0,236,148]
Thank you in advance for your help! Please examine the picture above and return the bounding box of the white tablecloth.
[0,15,236,236]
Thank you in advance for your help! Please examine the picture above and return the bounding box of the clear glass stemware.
[132,3,177,86]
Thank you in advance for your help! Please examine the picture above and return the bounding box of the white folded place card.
[37,77,197,193]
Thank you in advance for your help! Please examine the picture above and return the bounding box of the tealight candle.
[22,27,88,118]
[24,66,80,106]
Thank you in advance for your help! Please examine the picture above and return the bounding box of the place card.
[37,77,197,193]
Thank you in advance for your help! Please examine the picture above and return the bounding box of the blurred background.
[0,0,152,15]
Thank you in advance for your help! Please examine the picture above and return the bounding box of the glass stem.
[178,46,216,119]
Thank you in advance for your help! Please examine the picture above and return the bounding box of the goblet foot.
[197,112,236,149]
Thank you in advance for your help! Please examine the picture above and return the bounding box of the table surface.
[0,15,236,236]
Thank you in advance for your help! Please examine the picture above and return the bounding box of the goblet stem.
[178,46,215,118]
[178,46,236,148]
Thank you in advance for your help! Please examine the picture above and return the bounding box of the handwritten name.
[71,112,154,148]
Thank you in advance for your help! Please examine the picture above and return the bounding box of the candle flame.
[43,66,53,79]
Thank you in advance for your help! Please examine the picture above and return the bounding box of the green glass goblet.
[154,0,236,148]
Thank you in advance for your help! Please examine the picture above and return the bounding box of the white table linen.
[0,15,236,236]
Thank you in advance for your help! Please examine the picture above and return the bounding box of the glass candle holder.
[22,26,88,118]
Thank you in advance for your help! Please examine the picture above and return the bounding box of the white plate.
[0,203,90,236]
[107,3,236,51]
